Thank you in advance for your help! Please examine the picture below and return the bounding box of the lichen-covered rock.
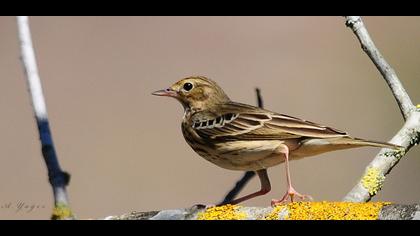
[103,202,420,220]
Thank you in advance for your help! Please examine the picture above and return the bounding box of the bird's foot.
[271,187,313,206]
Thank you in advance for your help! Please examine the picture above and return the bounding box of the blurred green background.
[0,16,419,219]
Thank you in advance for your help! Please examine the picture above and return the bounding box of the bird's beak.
[152,88,178,98]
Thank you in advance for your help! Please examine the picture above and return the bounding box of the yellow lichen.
[267,202,390,220]
[197,204,247,220]
[362,167,385,195]
[51,203,74,220]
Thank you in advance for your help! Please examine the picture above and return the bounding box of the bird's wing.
[191,102,348,141]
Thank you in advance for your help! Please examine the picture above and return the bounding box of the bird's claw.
[271,187,313,206]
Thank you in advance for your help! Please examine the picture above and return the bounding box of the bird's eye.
[183,82,193,91]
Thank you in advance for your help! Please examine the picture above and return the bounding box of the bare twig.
[343,16,420,202]
[219,87,264,205]
[256,87,264,108]
[344,16,415,120]
[17,16,73,219]
[219,171,255,205]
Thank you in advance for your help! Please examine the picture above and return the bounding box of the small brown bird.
[152,76,401,206]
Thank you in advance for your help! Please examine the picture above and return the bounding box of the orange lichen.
[267,201,390,220]
[197,204,247,220]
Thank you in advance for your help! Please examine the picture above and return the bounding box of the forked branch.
[343,16,419,202]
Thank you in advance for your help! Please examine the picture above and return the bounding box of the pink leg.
[271,144,312,206]
[222,169,271,206]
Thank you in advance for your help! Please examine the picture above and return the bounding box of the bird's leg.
[271,144,312,206]
[220,169,271,206]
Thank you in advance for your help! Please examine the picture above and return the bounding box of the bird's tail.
[327,137,402,150]
[293,136,403,158]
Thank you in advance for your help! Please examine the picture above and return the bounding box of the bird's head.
[152,76,230,111]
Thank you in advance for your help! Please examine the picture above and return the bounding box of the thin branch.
[219,87,264,205]
[342,16,420,202]
[17,16,73,219]
[256,87,264,108]
[343,113,420,202]
[219,171,255,205]
[344,16,415,120]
